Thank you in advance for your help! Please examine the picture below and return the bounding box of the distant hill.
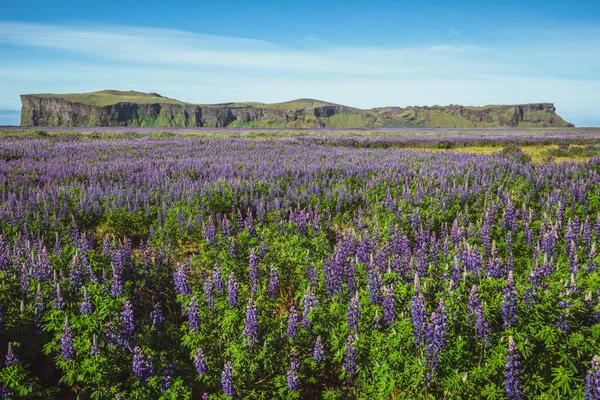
[20,90,574,128]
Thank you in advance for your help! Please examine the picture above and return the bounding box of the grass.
[26,91,339,111]
[28,90,188,107]
[415,145,591,163]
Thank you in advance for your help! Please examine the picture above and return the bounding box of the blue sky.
[1,0,599,126]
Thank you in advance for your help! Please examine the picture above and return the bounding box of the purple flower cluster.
[90,334,100,356]
[425,299,447,378]
[150,303,164,331]
[585,355,600,400]
[302,287,318,328]
[61,318,76,360]
[118,300,135,349]
[249,249,259,295]
[204,277,215,310]
[80,287,93,315]
[132,346,154,382]
[347,293,360,333]
[187,296,200,332]
[194,347,208,375]
[268,266,279,298]
[243,298,259,348]
[502,271,517,329]
[313,335,324,364]
[173,259,191,295]
[411,289,426,348]
[5,343,18,366]
[221,361,236,398]
[228,272,238,307]
[287,306,298,339]
[382,285,396,327]
[504,337,523,400]
[286,349,299,391]
[343,335,357,375]
[468,286,491,347]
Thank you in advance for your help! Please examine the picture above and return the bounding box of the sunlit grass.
[411,145,591,163]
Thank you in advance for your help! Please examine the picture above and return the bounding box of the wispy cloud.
[0,22,380,74]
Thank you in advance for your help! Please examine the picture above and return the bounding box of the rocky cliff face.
[20,94,573,128]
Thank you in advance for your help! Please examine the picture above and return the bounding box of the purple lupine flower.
[249,249,259,295]
[343,335,357,375]
[356,238,371,265]
[585,355,600,400]
[268,266,279,298]
[450,256,462,282]
[132,346,154,382]
[0,386,11,399]
[307,263,318,286]
[187,296,200,332]
[347,293,360,333]
[61,318,76,360]
[287,306,298,339]
[424,299,447,379]
[468,285,491,347]
[70,252,84,289]
[160,364,173,393]
[504,337,523,400]
[372,309,382,330]
[588,243,597,273]
[367,261,382,305]
[5,343,18,366]
[414,249,428,277]
[555,300,572,333]
[228,272,238,307]
[54,283,65,310]
[150,303,164,331]
[246,213,256,237]
[222,215,231,238]
[243,298,259,348]
[33,284,44,334]
[486,242,505,278]
[221,361,236,398]
[286,349,299,391]
[204,216,216,245]
[173,259,191,295]
[229,238,237,259]
[204,278,215,310]
[502,271,517,329]
[102,234,112,258]
[411,288,426,348]
[111,262,123,296]
[259,239,268,258]
[90,334,100,356]
[19,262,29,296]
[461,243,483,276]
[194,348,208,375]
[302,286,318,328]
[313,335,324,364]
[80,287,93,315]
[213,265,224,292]
[118,300,135,349]
[36,246,51,280]
[382,285,396,327]
[53,232,61,255]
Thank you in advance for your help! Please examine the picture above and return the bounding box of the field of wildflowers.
[0,131,599,399]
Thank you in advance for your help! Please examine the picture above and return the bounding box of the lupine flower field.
[1,131,600,399]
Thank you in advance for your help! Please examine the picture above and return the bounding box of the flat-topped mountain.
[20,90,574,128]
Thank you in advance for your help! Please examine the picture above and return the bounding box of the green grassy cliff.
[20,90,574,128]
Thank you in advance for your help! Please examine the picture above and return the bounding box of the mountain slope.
[20,90,574,128]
